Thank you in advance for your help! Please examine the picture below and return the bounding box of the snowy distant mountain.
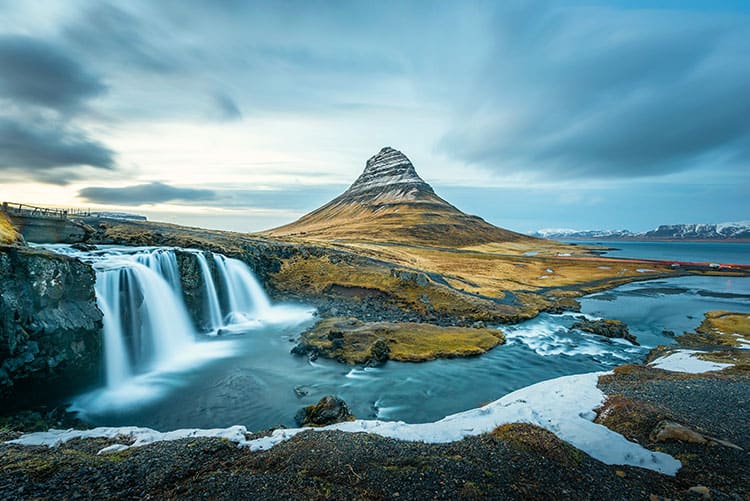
[531,228,635,239]
[531,221,750,241]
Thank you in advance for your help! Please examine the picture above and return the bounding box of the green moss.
[299,317,505,364]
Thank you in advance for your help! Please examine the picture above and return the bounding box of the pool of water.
[566,240,750,265]
[75,274,750,432]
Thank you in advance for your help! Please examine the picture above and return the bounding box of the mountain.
[530,229,636,239]
[642,222,750,240]
[532,221,750,241]
[265,147,537,247]
[530,228,635,239]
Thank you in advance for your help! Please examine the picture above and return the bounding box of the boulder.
[571,317,639,345]
[649,420,706,444]
[295,395,355,427]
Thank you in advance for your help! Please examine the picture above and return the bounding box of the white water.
[193,252,223,331]
[213,254,272,326]
[40,245,314,412]
[94,258,196,385]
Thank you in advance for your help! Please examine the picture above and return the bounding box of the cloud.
[62,3,179,74]
[439,4,750,180]
[0,35,105,112]
[78,182,218,205]
[213,92,242,121]
[0,117,115,184]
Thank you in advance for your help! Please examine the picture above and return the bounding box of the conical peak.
[342,147,435,201]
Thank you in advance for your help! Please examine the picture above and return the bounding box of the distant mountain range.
[531,222,750,241]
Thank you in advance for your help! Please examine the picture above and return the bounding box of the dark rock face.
[174,250,221,331]
[294,395,355,427]
[339,147,436,202]
[0,246,103,410]
[571,318,639,345]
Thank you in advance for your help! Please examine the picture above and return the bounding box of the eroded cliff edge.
[0,246,103,409]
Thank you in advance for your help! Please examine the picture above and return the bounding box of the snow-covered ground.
[648,350,734,374]
[8,372,681,475]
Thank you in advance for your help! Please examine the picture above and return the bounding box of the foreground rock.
[0,246,103,409]
[294,395,355,427]
[293,317,505,364]
[571,318,639,345]
[596,365,749,499]
[0,423,687,500]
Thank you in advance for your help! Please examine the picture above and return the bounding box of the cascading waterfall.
[82,247,283,388]
[94,257,197,387]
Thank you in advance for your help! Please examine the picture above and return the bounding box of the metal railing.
[1,202,92,220]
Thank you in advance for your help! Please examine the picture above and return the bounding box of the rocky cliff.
[0,246,103,410]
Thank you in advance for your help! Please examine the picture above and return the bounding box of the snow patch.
[7,372,681,475]
[649,350,734,374]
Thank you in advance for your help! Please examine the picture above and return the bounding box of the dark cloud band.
[0,35,105,111]
[79,182,218,205]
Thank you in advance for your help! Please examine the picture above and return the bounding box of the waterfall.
[212,254,272,325]
[94,256,196,387]
[194,252,223,331]
[134,249,183,291]
[83,247,288,388]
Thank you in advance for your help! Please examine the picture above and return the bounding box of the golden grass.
[300,317,505,363]
[270,254,530,322]
[264,194,538,248]
[318,241,676,298]
[0,212,21,245]
[678,310,750,349]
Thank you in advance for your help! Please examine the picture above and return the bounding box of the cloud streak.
[439,4,750,180]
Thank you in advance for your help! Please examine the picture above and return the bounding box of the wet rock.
[294,395,355,427]
[571,318,639,345]
[70,243,97,252]
[293,386,309,398]
[368,338,390,366]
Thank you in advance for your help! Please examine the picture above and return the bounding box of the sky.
[0,0,748,233]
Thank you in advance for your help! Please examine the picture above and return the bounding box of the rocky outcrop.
[336,146,437,202]
[294,395,355,427]
[0,246,103,410]
[571,318,639,345]
[175,250,218,331]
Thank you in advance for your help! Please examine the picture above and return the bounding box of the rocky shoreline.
[2,310,748,499]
